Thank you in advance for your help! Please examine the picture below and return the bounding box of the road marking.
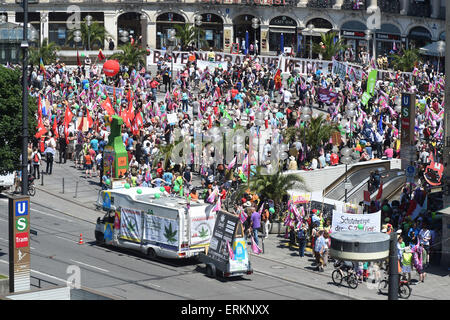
[70,259,109,273]
[54,235,77,243]
[0,237,8,243]
[31,208,74,223]
[0,260,67,285]
[0,217,7,222]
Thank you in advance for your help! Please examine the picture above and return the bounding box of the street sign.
[9,195,31,293]
[344,182,353,190]
[406,165,416,183]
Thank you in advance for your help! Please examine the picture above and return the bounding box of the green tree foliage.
[0,66,37,174]
[390,48,419,72]
[110,42,147,68]
[313,32,348,60]
[174,24,207,50]
[294,114,338,158]
[236,166,307,219]
[66,18,109,50]
[29,38,60,66]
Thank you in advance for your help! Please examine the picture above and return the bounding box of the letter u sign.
[15,200,28,217]
[402,95,410,107]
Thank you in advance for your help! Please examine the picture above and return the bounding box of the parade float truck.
[198,210,253,279]
[95,187,216,259]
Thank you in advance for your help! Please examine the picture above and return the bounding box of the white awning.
[269,26,296,34]
[301,28,331,36]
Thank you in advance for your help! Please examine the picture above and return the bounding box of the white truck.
[95,187,217,259]
[0,171,15,193]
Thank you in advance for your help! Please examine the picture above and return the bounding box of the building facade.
[0,0,446,60]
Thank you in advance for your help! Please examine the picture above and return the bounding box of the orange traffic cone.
[78,233,84,245]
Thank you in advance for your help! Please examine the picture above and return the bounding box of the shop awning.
[269,26,296,34]
[419,40,445,57]
[301,28,331,36]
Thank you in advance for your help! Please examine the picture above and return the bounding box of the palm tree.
[390,48,419,72]
[110,43,147,68]
[174,24,207,50]
[292,114,338,159]
[29,38,60,66]
[66,18,109,50]
[236,166,307,220]
[313,31,348,60]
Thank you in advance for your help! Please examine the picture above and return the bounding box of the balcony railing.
[341,0,367,11]
[307,0,334,8]
[378,0,400,14]
[408,1,431,18]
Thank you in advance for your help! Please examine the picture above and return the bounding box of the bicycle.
[332,261,359,289]
[16,175,36,197]
[377,275,412,299]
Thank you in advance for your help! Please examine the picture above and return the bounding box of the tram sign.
[9,195,31,293]
[400,93,416,169]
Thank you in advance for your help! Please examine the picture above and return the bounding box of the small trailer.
[198,210,253,279]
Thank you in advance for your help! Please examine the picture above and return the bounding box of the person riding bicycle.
[334,260,355,272]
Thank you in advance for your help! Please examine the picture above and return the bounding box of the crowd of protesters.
[15,40,445,285]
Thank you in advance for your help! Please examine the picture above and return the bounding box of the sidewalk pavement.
[33,158,450,300]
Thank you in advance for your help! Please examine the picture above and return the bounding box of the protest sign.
[331,210,381,232]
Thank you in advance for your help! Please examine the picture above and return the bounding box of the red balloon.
[103,60,120,77]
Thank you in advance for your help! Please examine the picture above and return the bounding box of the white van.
[95,187,216,259]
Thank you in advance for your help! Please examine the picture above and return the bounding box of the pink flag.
[251,237,262,255]
[239,209,248,224]
[212,196,221,212]
[227,241,235,260]
[227,156,237,170]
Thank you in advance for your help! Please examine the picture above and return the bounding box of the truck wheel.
[95,231,104,245]
[147,248,157,260]
[206,264,216,278]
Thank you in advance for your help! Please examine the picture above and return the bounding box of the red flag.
[35,122,47,139]
[52,119,59,139]
[77,115,85,131]
[98,49,105,62]
[38,95,42,119]
[101,96,115,115]
[77,50,81,67]
[363,190,371,205]
[64,123,69,145]
[376,183,383,201]
[274,69,282,90]
[122,111,131,129]
[86,109,94,128]
[127,100,135,122]
[134,111,143,129]
[64,107,73,126]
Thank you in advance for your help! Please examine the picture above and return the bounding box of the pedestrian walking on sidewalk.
[261,207,271,239]
[84,151,93,179]
[297,223,308,257]
[31,148,41,179]
[44,144,55,175]
[314,230,326,272]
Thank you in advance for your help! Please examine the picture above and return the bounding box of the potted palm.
[235,166,307,234]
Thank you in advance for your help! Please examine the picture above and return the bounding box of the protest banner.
[331,210,381,232]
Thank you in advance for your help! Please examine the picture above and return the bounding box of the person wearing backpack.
[31,148,41,179]
[297,223,308,258]
[261,207,271,239]
[44,144,56,175]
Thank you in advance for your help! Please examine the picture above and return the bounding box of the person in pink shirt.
[384,146,394,159]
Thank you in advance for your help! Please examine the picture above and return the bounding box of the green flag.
[361,92,371,106]
[366,69,378,95]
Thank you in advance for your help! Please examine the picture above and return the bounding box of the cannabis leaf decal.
[199,226,209,238]
[164,223,177,244]
[127,220,136,232]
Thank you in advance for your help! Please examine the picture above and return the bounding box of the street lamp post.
[346,102,356,147]
[168,29,177,93]
[85,14,93,51]
[21,0,29,196]
[300,106,312,164]
[195,15,203,50]
[255,112,265,166]
[307,24,314,59]
[340,147,353,203]
[251,18,260,55]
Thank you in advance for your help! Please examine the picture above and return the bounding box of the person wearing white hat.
[288,155,297,171]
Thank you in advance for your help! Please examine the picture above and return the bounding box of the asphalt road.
[0,196,350,300]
